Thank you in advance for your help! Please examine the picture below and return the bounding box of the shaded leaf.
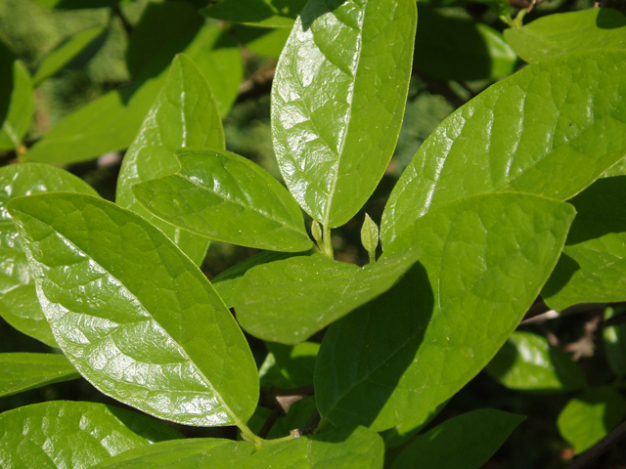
[261,341,319,388]
[0,61,34,150]
[235,247,421,345]
[603,307,626,379]
[0,163,98,347]
[232,25,290,58]
[414,8,516,81]
[201,0,307,28]
[0,352,79,397]
[241,426,384,469]
[382,51,626,249]
[32,26,106,86]
[505,8,626,64]
[132,149,312,253]
[117,55,225,265]
[92,439,253,469]
[272,0,417,227]
[486,331,586,392]
[316,193,574,431]
[0,401,182,469]
[558,387,626,454]
[31,0,122,8]
[380,400,447,449]
[8,193,259,427]
[391,409,525,469]
[542,176,626,310]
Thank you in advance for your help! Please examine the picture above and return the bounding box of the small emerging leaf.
[133,149,313,253]
[0,353,79,397]
[361,213,379,262]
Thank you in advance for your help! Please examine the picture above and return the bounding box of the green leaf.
[0,163,98,347]
[0,39,16,129]
[391,409,525,469]
[504,8,626,64]
[486,331,586,392]
[603,307,626,379]
[382,51,626,249]
[272,0,417,228]
[235,247,421,345]
[0,352,79,397]
[0,401,182,469]
[7,193,259,427]
[232,25,290,58]
[32,26,106,86]
[262,341,319,388]
[31,0,122,8]
[241,426,384,469]
[248,396,317,439]
[26,14,241,165]
[558,387,626,454]
[542,176,626,310]
[213,251,303,309]
[361,213,379,262]
[92,439,254,469]
[316,193,575,431]
[0,61,34,151]
[117,55,225,265]
[380,401,447,450]
[132,149,313,253]
[201,0,307,28]
[414,8,516,81]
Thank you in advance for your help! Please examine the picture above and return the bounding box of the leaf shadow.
[300,0,350,31]
[596,7,626,29]
[541,253,580,301]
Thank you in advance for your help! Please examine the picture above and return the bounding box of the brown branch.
[258,408,281,439]
[567,419,626,469]
[237,69,275,103]
[290,410,321,438]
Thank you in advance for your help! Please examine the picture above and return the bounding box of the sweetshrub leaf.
[201,0,307,28]
[0,61,34,151]
[272,0,417,228]
[316,193,574,431]
[0,352,79,397]
[7,193,259,427]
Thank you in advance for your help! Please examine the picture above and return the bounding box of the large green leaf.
[213,251,302,308]
[7,193,259,428]
[382,51,626,249]
[117,55,225,265]
[0,61,34,151]
[504,8,626,64]
[235,247,421,344]
[201,0,307,28]
[414,8,516,81]
[271,0,417,228]
[0,163,98,347]
[92,439,254,469]
[132,149,312,253]
[486,331,586,392]
[542,176,626,310]
[0,401,182,469]
[315,193,574,431]
[0,352,79,397]
[604,307,626,379]
[241,426,384,469]
[33,26,106,86]
[26,6,241,165]
[557,387,626,454]
[391,409,525,469]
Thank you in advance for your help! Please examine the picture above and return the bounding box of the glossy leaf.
[0,401,182,469]
[558,387,626,454]
[235,246,421,344]
[391,409,525,469]
[117,55,225,265]
[92,439,253,469]
[27,13,241,165]
[241,426,384,469]
[272,0,417,228]
[201,0,307,28]
[7,193,259,427]
[0,61,34,150]
[0,163,98,347]
[382,51,626,249]
[316,193,574,431]
[542,176,626,310]
[213,251,303,309]
[132,149,313,253]
[603,307,626,379]
[0,352,79,397]
[486,331,586,392]
[414,8,516,81]
[33,26,106,86]
[505,8,626,64]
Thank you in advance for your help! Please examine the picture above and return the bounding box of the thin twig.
[567,419,626,469]
[290,410,321,438]
[258,408,281,439]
